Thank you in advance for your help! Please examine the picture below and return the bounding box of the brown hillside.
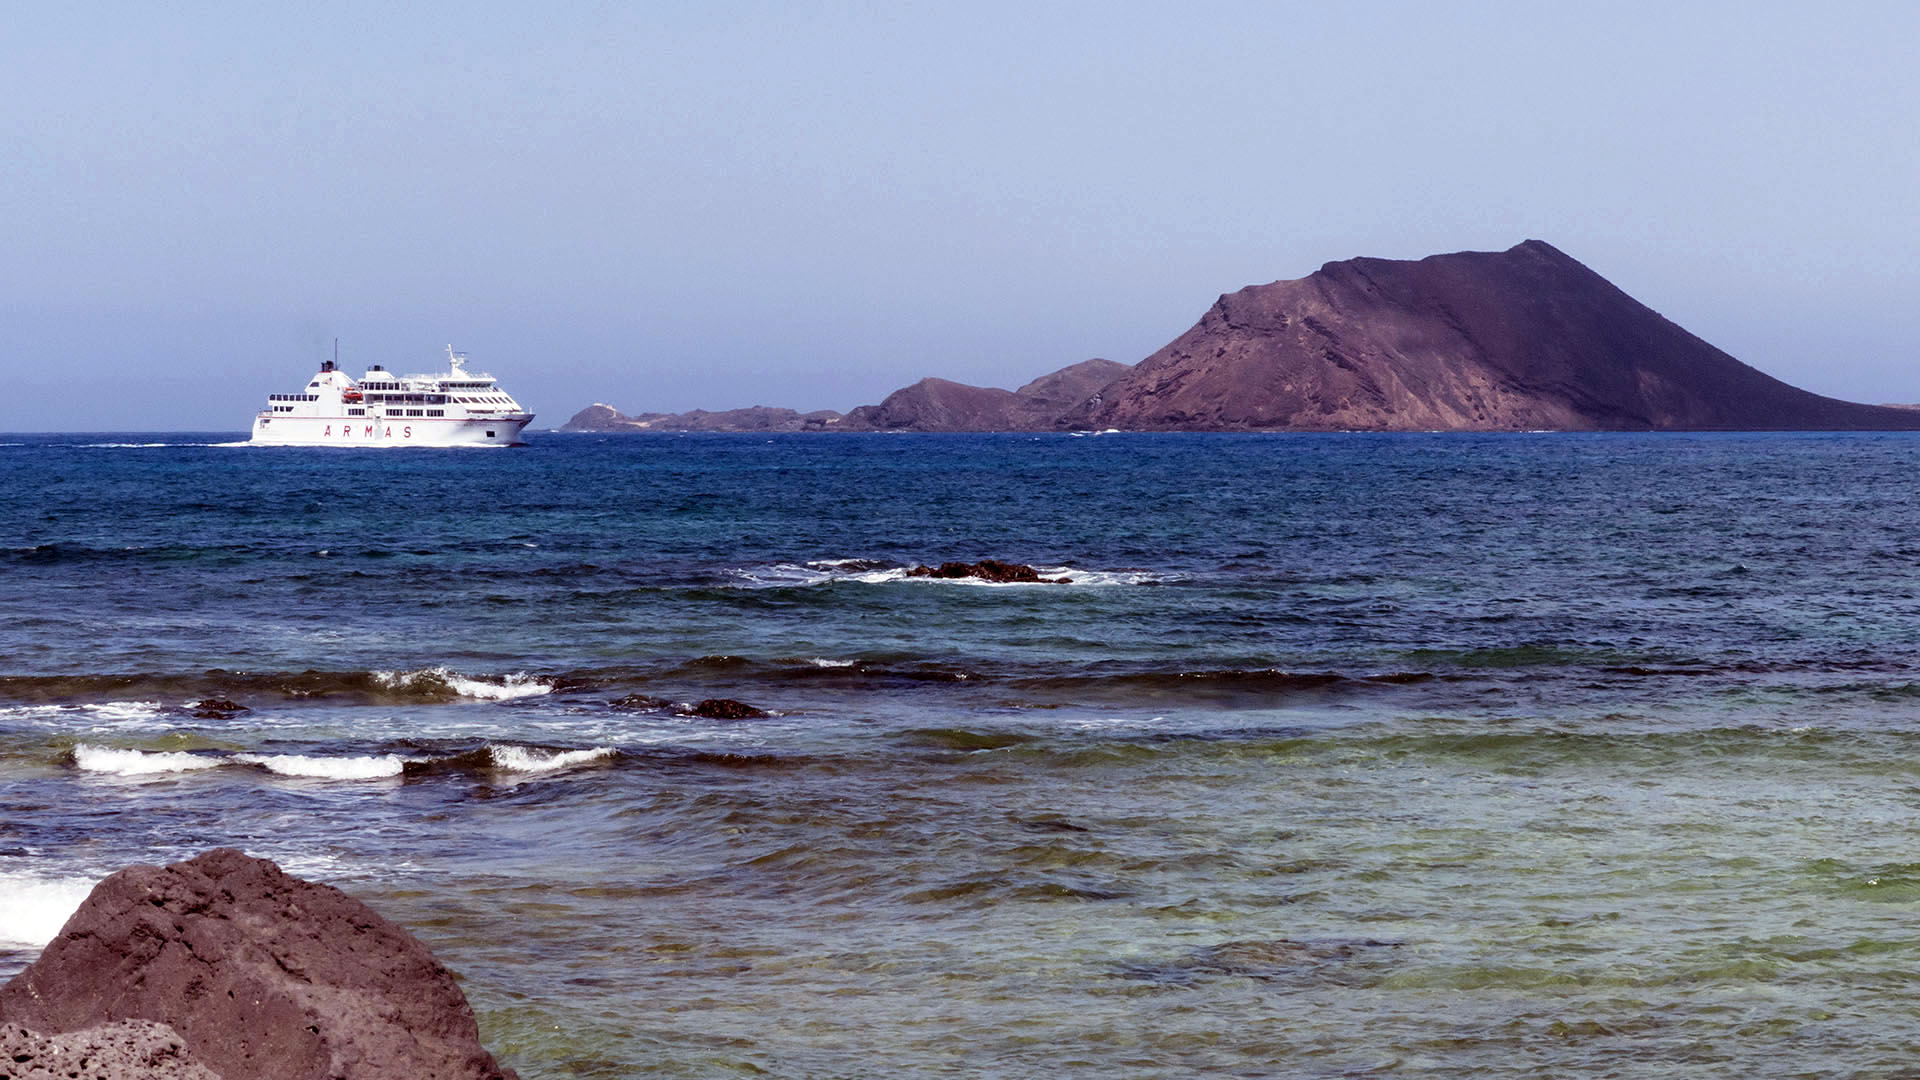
[1064,240,1920,431]
[840,359,1131,431]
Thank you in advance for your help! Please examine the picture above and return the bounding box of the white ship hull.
[247,345,533,448]
[249,414,532,447]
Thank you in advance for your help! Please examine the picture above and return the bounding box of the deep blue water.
[6,431,1920,1078]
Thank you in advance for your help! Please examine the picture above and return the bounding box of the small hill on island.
[561,241,1920,432]
[839,358,1130,431]
[564,358,1131,434]
[562,403,845,433]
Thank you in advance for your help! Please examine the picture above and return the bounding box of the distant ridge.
[563,359,1131,434]
[561,403,844,433]
[839,359,1130,432]
[562,241,1920,432]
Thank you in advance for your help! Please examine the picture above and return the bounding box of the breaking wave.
[232,752,407,780]
[0,668,556,707]
[371,667,553,701]
[65,742,614,782]
[0,871,98,950]
[71,744,224,776]
[0,701,172,731]
[725,559,1171,588]
[488,745,616,773]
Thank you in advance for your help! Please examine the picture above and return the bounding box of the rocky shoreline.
[0,849,516,1080]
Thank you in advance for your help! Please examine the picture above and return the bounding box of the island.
[563,241,1920,433]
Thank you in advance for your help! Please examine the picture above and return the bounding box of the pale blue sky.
[3,2,1915,429]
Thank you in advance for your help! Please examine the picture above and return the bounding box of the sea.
[5,429,1920,1078]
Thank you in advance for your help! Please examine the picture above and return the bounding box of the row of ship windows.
[361,393,513,405]
[270,392,512,405]
[274,406,444,416]
[358,382,499,394]
[366,394,448,404]
[358,382,493,391]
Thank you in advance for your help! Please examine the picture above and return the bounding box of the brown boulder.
[0,849,516,1080]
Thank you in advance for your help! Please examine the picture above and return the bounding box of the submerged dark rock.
[906,560,1072,584]
[610,693,671,711]
[1185,938,1400,976]
[687,698,767,719]
[190,698,248,719]
[1118,938,1403,987]
[0,848,517,1080]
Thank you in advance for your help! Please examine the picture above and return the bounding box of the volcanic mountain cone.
[1063,240,1920,431]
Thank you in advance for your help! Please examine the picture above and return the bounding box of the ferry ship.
[249,346,534,447]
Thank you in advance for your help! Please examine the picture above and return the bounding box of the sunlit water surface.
[5,431,1920,1078]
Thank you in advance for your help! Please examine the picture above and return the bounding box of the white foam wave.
[0,701,171,730]
[79,701,171,723]
[446,671,552,700]
[71,744,223,776]
[728,561,905,587]
[1032,566,1169,587]
[489,745,615,773]
[807,658,857,668]
[729,560,1169,589]
[373,666,554,701]
[233,752,405,780]
[0,872,99,949]
[900,565,1167,588]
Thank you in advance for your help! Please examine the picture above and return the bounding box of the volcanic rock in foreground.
[0,1019,220,1079]
[1063,240,1920,431]
[0,848,517,1080]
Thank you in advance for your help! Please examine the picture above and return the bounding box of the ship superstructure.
[249,346,533,447]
